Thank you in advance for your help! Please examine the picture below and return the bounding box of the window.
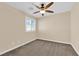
[25,17,36,32]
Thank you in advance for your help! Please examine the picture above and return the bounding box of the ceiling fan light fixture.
[40,10,45,14]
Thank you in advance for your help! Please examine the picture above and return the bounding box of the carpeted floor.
[1,39,78,56]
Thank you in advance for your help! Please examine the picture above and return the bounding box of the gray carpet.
[1,39,78,56]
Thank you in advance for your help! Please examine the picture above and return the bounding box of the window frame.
[25,17,36,32]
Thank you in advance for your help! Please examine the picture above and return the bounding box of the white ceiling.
[6,2,75,18]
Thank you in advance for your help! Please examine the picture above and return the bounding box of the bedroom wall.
[0,3,36,54]
[37,12,70,44]
[71,3,79,55]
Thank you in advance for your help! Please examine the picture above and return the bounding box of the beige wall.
[37,12,70,44]
[0,3,36,54]
[71,3,79,55]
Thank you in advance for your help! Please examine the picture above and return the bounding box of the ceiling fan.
[33,2,54,16]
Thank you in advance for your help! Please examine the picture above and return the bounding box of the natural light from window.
[25,17,36,32]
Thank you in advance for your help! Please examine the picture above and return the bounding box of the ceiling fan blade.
[45,2,54,9]
[32,3,41,9]
[45,10,54,13]
[33,11,40,14]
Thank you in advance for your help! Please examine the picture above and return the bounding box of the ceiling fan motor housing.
[41,4,44,9]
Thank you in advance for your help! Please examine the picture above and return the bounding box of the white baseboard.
[0,39,36,55]
[37,38,70,45]
[71,43,79,55]
[0,38,78,56]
